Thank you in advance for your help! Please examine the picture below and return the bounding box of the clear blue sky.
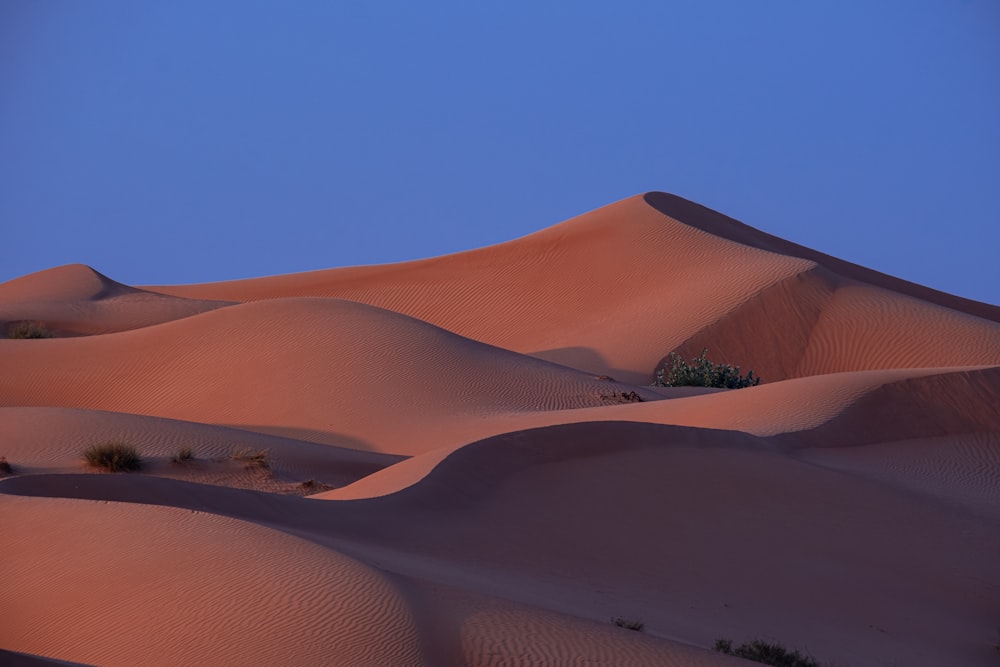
[2,1,998,304]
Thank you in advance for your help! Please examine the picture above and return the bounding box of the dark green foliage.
[714,638,820,667]
[171,447,195,463]
[8,321,54,339]
[0,456,13,474]
[611,617,644,632]
[654,348,760,389]
[84,442,142,472]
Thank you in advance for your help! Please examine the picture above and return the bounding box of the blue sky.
[2,1,998,304]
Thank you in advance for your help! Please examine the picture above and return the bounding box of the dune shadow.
[227,424,380,454]
[528,346,649,385]
[0,649,97,667]
[643,191,1000,321]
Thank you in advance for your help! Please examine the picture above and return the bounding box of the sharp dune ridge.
[2,192,998,666]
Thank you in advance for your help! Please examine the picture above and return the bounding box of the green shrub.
[611,617,644,632]
[714,638,820,667]
[84,442,142,472]
[0,456,13,474]
[171,447,195,463]
[8,321,53,339]
[654,348,760,389]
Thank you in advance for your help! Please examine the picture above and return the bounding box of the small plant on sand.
[600,391,643,404]
[298,479,333,494]
[83,441,142,472]
[713,638,820,667]
[171,447,195,463]
[232,448,269,469]
[7,320,54,339]
[654,348,760,389]
[611,617,645,632]
[0,456,13,474]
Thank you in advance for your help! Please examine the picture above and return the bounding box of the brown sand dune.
[0,264,232,337]
[0,406,399,489]
[3,192,999,666]
[0,494,427,667]
[0,297,657,454]
[313,422,998,667]
[667,266,1000,382]
[146,194,818,383]
[312,366,998,501]
[643,192,1000,322]
[4,421,997,667]
[145,193,1000,382]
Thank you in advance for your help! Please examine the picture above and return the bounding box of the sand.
[2,192,998,666]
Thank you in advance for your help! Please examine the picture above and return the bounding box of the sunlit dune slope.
[0,297,654,454]
[0,406,399,487]
[0,264,232,336]
[145,194,817,382]
[144,193,1000,382]
[0,495,426,667]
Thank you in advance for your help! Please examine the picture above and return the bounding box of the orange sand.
[2,192,998,666]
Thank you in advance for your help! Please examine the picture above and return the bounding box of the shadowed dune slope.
[665,266,1000,381]
[318,422,1000,667]
[643,192,1000,322]
[315,365,1000,501]
[0,297,656,454]
[5,421,996,667]
[144,193,1000,382]
[0,264,232,337]
[0,492,742,667]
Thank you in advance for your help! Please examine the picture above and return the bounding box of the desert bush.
[7,321,53,339]
[171,447,195,463]
[611,617,644,632]
[84,441,142,472]
[600,391,643,404]
[232,448,269,469]
[714,638,820,667]
[654,348,760,389]
[0,456,13,474]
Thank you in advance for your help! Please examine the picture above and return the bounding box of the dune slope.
[2,191,998,667]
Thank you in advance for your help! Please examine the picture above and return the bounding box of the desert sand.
[1,192,998,666]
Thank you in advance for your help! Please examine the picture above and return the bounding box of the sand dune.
[2,192,999,666]
[0,264,232,337]
[0,297,657,454]
[1,495,427,667]
[146,194,1000,382]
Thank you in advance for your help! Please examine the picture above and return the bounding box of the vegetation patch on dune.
[0,456,13,474]
[611,617,644,632]
[654,348,760,389]
[232,448,269,469]
[171,447,195,463]
[714,638,820,667]
[600,390,643,404]
[84,441,142,472]
[7,320,54,339]
[298,479,333,495]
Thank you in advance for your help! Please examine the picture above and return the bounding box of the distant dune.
[2,192,998,666]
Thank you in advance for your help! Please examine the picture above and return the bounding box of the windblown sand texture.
[2,192,998,666]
